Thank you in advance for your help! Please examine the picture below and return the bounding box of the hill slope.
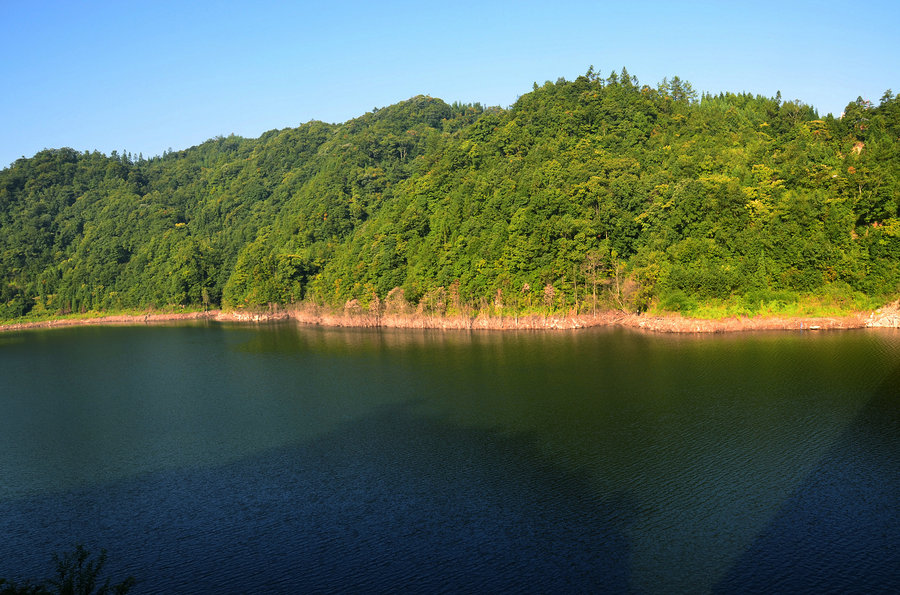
[2,69,899,321]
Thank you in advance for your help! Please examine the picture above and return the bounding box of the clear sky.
[2,0,897,169]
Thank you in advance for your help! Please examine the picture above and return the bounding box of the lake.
[1,323,898,593]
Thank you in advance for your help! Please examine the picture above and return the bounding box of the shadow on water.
[715,361,900,594]
[6,324,896,593]
[0,401,635,594]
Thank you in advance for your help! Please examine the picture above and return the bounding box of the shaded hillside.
[2,69,898,320]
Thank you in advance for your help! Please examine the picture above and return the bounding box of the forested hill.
[2,69,899,321]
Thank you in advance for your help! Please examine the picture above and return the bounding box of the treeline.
[1,68,899,320]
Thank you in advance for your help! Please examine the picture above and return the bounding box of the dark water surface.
[1,323,898,593]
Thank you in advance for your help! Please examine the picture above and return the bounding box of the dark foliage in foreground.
[0,545,134,595]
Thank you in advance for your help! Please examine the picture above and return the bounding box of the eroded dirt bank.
[221,305,879,333]
[3,302,898,334]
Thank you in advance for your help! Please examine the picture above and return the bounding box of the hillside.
[2,68,899,322]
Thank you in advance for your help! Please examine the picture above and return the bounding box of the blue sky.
[2,0,897,169]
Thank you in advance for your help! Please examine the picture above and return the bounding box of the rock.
[866,301,900,328]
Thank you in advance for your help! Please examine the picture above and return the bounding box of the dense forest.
[2,68,899,321]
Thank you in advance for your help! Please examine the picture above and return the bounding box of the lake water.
[0,323,898,593]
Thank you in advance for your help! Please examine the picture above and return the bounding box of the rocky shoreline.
[3,302,898,334]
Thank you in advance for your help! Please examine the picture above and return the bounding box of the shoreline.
[0,310,222,333]
[2,302,897,334]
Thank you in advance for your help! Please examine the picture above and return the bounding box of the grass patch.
[652,285,884,319]
[0,305,210,327]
